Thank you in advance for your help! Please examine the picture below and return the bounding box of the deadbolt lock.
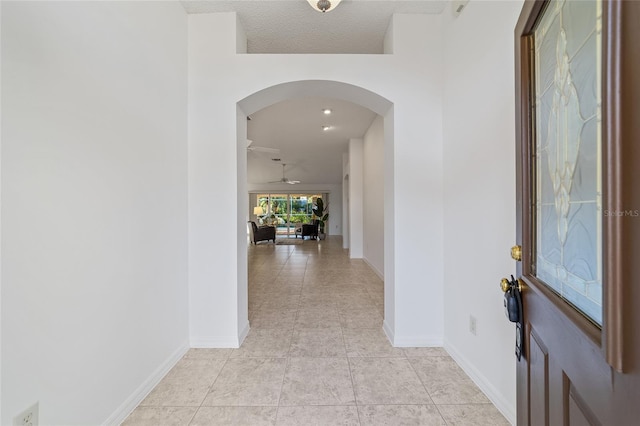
[511,245,522,262]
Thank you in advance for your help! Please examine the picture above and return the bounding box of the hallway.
[123,237,508,425]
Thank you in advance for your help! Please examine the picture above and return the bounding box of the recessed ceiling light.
[322,108,332,115]
[322,125,331,131]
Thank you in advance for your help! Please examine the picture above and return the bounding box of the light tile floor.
[123,236,509,425]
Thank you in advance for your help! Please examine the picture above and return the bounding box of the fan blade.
[248,146,280,154]
[266,163,299,184]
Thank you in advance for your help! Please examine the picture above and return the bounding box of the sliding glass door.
[288,195,315,235]
[269,194,288,232]
[255,193,321,237]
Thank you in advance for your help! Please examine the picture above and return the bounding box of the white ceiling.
[247,97,377,185]
[181,0,447,54]
[182,0,446,186]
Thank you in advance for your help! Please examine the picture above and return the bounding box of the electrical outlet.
[469,315,477,336]
[13,402,39,426]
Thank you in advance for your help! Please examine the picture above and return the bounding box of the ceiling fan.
[269,163,300,185]
[247,139,280,155]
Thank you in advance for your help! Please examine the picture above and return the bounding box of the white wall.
[348,138,364,258]
[363,115,385,277]
[442,1,523,423]
[1,2,188,425]
[342,153,350,249]
[189,13,445,348]
[236,107,250,347]
[1,3,3,421]
[387,16,444,347]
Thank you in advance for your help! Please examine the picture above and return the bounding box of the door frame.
[515,0,640,423]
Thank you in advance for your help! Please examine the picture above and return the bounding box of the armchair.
[248,221,276,244]
[295,220,318,240]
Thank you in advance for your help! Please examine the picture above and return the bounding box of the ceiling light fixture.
[322,125,331,131]
[307,0,342,13]
[323,108,332,115]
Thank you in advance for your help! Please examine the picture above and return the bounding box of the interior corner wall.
[235,13,247,54]
[0,2,3,421]
[188,13,243,348]
[348,138,364,258]
[389,15,444,347]
[363,115,385,277]
[382,107,396,340]
[325,190,342,236]
[342,153,350,249]
[442,1,524,423]
[1,2,189,425]
[236,107,250,344]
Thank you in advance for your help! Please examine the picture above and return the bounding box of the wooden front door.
[513,0,640,424]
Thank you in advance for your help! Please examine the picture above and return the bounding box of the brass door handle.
[501,277,526,293]
[501,278,510,292]
[511,245,522,261]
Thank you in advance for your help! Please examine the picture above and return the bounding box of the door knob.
[500,275,525,361]
[511,245,522,261]
[501,278,510,292]
[501,277,526,293]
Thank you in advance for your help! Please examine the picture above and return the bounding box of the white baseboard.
[238,321,250,346]
[362,257,384,281]
[382,320,443,347]
[190,335,241,348]
[392,335,443,347]
[190,322,251,348]
[103,341,189,426]
[383,320,395,344]
[444,338,516,425]
[190,324,250,349]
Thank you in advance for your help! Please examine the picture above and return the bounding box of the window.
[254,193,323,236]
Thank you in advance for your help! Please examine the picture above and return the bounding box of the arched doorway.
[236,80,394,345]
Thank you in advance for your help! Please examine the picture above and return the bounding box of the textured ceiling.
[181,0,447,54]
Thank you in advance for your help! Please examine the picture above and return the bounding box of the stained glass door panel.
[533,0,602,325]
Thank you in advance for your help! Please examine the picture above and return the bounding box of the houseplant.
[312,197,329,240]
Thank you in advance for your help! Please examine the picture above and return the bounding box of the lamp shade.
[253,207,263,215]
[307,0,342,13]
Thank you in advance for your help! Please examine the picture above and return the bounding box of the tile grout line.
[433,403,452,426]
[343,334,363,425]
[405,354,458,425]
[185,404,200,426]
[272,252,303,423]
[186,353,232,426]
